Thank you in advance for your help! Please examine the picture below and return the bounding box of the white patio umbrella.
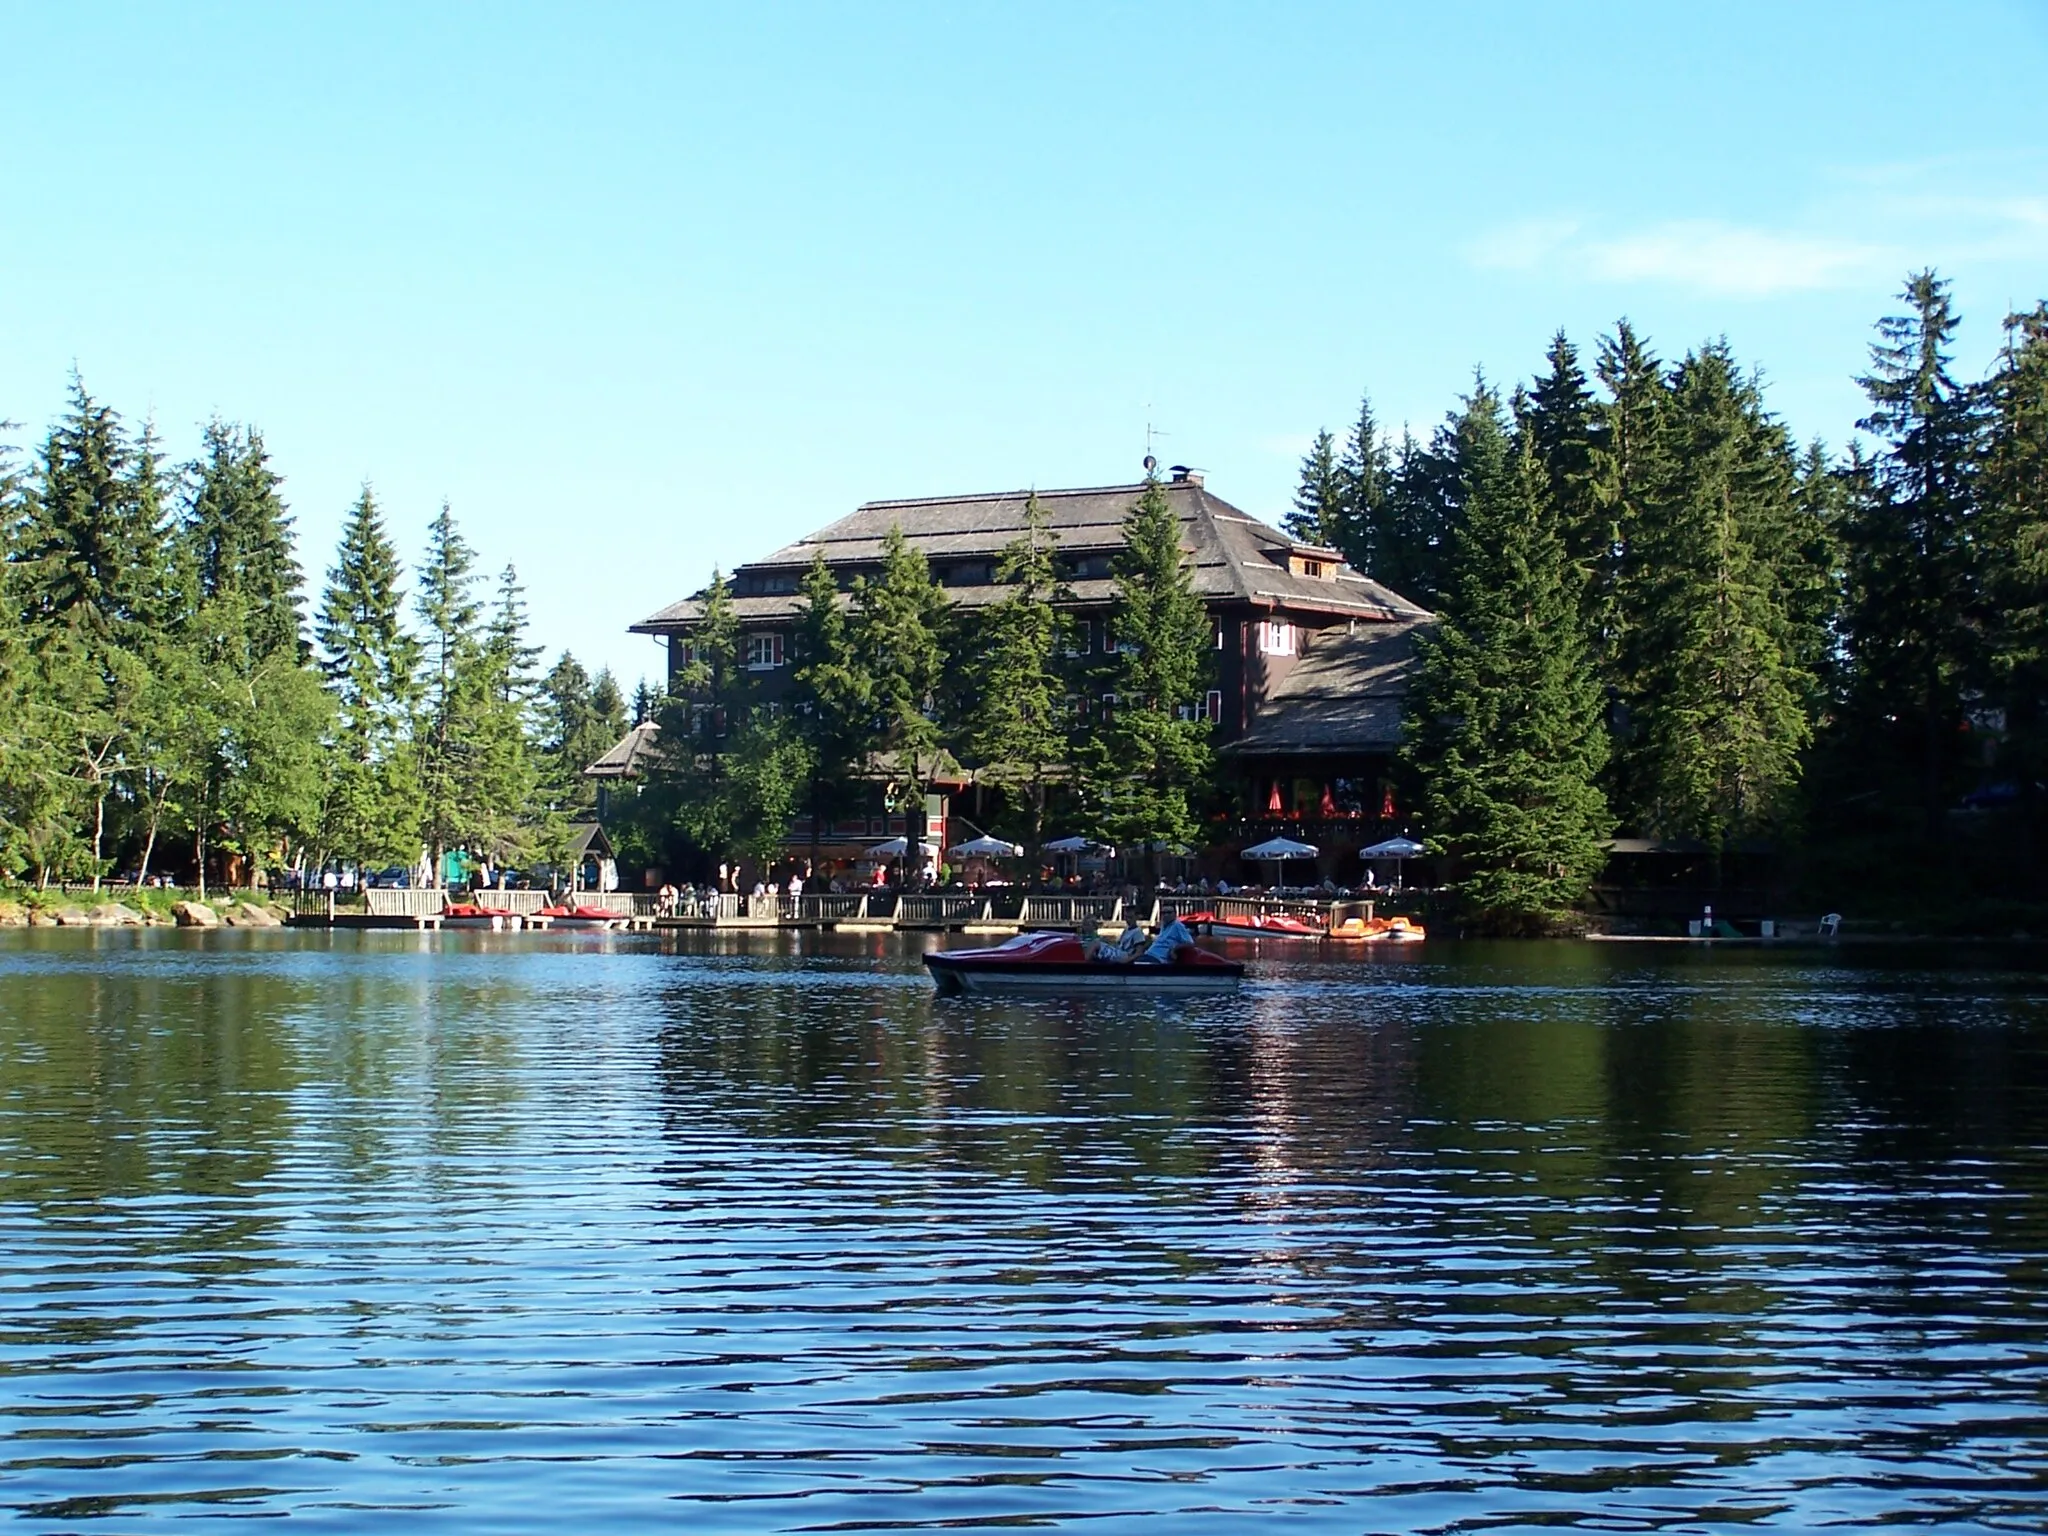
[1042,835,1112,855]
[1360,835,1426,890]
[860,836,911,862]
[1241,835,1319,861]
[1241,835,1318,889]
[947,835,1024,858]
[1360,836,1425,858]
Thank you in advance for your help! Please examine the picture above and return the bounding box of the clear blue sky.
[3,1,2043,690]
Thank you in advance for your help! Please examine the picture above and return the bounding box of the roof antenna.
[1144,412,1168,476]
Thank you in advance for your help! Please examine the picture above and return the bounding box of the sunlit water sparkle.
[2,929,2045,1531]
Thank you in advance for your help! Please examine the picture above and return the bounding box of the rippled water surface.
[3,930,2047,1532]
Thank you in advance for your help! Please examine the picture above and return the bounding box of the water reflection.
[0,929,2045,1530]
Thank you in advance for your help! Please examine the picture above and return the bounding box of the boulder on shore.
[0,902,25,927]
[227,902,283,928]
[52,905,94,927]
[171,900,222,928]
[89,902,144,927]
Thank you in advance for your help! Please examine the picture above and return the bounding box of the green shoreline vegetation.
[1,271,2044,933]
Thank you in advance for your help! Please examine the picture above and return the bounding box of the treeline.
[0,378,628,888]
[625,478,1215,876]
[1286,272,2048,927]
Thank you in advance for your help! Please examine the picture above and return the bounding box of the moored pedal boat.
[441,903,521,931]
[1327,914,1427,943]
[534,904,624,930]
[924,927,1243,995]
[1181,910,1327,940]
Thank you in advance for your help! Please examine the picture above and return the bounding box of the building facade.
[626,470,1434,872]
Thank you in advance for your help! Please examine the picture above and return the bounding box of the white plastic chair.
[1818,912,1842,938]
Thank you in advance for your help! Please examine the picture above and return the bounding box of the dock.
[290,889,1376,939]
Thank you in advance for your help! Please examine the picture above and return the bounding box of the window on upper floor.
[1256,619,1298,656]
[1060,618,1093,657]
[745,632,786,670]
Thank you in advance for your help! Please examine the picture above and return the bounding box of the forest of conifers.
[1287,272,2047,925]
[0,402,628,888]
[1,269,2044,922]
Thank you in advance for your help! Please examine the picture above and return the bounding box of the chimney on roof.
[1168,464,1203,486]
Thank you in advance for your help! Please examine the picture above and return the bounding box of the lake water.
[2,930,2046,1532]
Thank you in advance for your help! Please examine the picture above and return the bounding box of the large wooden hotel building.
[612,467,1433,876]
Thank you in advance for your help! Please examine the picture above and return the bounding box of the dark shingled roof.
[633,479,1431,631]
[1223,620,1433,756]
[584,721,662,779]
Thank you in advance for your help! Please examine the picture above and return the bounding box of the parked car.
[369,866,412,888]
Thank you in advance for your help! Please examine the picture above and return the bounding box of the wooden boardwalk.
[289,889,1355,938]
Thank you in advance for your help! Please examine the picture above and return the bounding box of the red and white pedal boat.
[925,928,1244,995]
[1180,910,1327,941]
[534,903,624,931]
[441,903,522,931]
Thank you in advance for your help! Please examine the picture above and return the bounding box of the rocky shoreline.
[0,898,290,930]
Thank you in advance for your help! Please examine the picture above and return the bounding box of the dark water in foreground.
[2,931,2046,1532]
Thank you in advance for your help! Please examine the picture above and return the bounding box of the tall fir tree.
[1081,474,1212,864]
[1623,345,1814,855]
[1283,430,1345,550]
[1334,391,1393,576]
[1841,270,1985,836]
[414,501,481,881]
[790,547,868,863]
[1521,333,1603,605]
[1981,303,2048,861]
[851,526,948,831]
[651,571,746,858]
[964,492,1073,867]
[1404,383,1611,929]
[185,420,303,658]
[314,487,423,865]
[17,376,165,638]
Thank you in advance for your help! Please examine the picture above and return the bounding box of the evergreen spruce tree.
[314,487,423,865]
[1082,475,1212,865]
[1522,333,1603,602]
[1624,345,1814,856]
[1842,271,1985,836]
[964,492,1072,868]
[186,420,303,657]
[540,652,602,817]
[1283,429,1344,550]
[851,527,948,837]
[414,501,480,882]
[1590,320,1673,810]
[444,570,544,873]
[1404,383,1611,930]
[790,548,868,863]
[651,571,745,857]
[17,376,164,637]
[1333,392,1393,575]
[1378,421,1465,606]
[173,424,330,890]
[1981,303,2048,860]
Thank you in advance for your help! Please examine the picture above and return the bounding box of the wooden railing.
[366,888,446,918]
[897,895,992,927]
[1158,894,1337,925]
[1018,895,1124,927]
[795,894,870,923]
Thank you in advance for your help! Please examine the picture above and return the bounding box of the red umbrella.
[1267,781,1284,814]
